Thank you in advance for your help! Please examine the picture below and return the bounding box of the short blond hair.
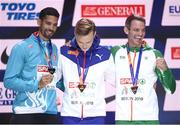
[75,18,96,35]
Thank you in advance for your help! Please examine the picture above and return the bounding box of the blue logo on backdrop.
[169,5,180,15]
[0,3,39,20]
[0,87,16,105]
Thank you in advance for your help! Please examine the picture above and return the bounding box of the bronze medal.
[78,77,86,92]
[78,84,86,92]
[131,86,138,94]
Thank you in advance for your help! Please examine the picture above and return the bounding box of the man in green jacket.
[111,14,176,124]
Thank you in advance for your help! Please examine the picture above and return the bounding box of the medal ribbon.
[127,44,143,86]
[75,50,92,120]
[34,32,53,68]
[76,51,89,85]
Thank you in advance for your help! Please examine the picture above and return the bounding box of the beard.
[44,30,54,39]
[39,28,55,40]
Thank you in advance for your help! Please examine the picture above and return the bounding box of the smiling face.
[38,15,58,41]
[124,19,146,48]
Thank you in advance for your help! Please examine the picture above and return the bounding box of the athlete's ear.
[124,26,129,35]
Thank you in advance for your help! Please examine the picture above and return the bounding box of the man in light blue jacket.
[4,7,61,124]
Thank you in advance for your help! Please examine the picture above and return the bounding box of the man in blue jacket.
[4,7,61,124]
[57,18,115,124]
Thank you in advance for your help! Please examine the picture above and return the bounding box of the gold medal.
[131,86,138,94]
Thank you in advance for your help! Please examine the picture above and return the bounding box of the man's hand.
[65,40,71,47]
[38,74,54,89]
[156,57,168,71]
